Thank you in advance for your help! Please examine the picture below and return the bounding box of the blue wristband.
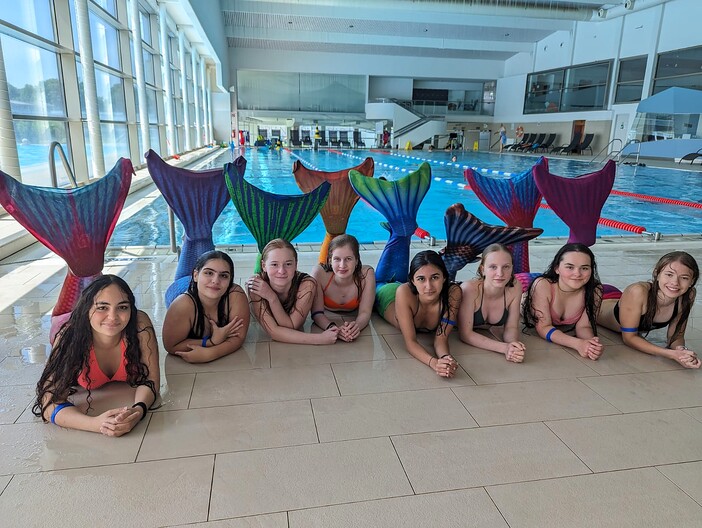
[202,335,210,347]
[441,317,457,326]
[620,327,638,333]
[50,402,75,424]
[545,327,556,343]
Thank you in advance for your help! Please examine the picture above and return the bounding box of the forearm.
[51,406,100,433]
[433,336,451,359]
[460,328,507,354]
[538,325,583,350]
[502,325,521,345]
[267,299,297,328]
[623,333,680,359]
[134,385,157,409]
[403,338,434,366]
[166,338,201,354]
[312,311,334,330]
[269,324,327,345]
[354,309,372,331]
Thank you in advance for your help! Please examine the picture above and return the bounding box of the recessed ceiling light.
[349,24,354,28]
[424,28,428,32]
[288,21,293,24]
[504,33,510,37]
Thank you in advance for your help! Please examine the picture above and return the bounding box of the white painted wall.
[533,30,573,71]
[368,77,413,101]
[658,0,702,52]
[620,8,660,59]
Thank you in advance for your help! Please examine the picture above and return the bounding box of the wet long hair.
[644,251,698,346]
[322,234,366,300]
[522,243,602,335]
[187,250,234,338]
[33,275,157,420]
[477,243,515,287]
[407,250,456,335]
[259,239,312,315]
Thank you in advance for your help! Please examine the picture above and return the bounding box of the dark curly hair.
[33,274,157,420]
[186,250,234,338]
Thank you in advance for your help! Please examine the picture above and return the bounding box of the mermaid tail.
[145,150,231,305]
[293,157,374,264]
[464,163,542,273]
[0,159,133,338]
[350,162,431,284]
[533,158,616,246]
[224,159,331,272]
[441,203,543,281]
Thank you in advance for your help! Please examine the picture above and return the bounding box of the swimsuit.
[77,339,128,390]
[613,298,679,332]
[473,286,509,327]
[322,274,360,311]
[549,282,585,326]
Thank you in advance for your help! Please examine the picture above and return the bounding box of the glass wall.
[653,45,702,94]
[614,56,646,104]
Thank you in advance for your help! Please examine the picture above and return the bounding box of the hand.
[674,346,700,369]
[174,344,212,363]
[209,316,244,345]
[97,407,141,437]
[505,342,526,363]
[320,326,339,344]
[338,321,361,342]
[430,355,458,378]
[247,276,275,302]
[577,337,603,360]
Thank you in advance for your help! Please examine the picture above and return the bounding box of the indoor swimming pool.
[109,148,702,246]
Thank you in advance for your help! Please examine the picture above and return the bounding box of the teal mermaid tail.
[441,203,543,281]
[145,149,231,305]
[349,162,431,284]
[0,159,133,339]
[224,158,331,272]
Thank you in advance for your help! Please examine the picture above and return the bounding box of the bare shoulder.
[531,276,551,295]
[299,275,317,293]
[360,265,375,278]
[311,264,329,282]
[622,281,650,301]
[460,279,481,297]
[229,283,247,296]
[136,310,155,332]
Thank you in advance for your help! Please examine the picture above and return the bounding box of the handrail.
[48,141,77,188]
[390,98,426,119]
[618,141,643,166]
[588,138,623,165]
[394,117,433,137]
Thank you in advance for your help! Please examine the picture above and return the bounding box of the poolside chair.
[339,131,351,148]
[508,133,533,151]
[533,133,557,153]
[319,136,329,147]
[517,133,545,152]
[290,129,302,147]
[679,148,702,164]
[353,130,365,148]
[571,133,594,155]
[551,132,582,155]
[302,135,312,147]
[329,131,340,147]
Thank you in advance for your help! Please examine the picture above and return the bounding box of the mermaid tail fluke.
[225,160,331,272]
[464,163,543,272]
[293,157,374,263]
[350,162,431,284]
[146,149,231,305]
[441,203,543,281]
[533,158,616,246]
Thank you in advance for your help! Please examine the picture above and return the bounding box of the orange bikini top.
[322,274,360,311]
[77,339,129,390]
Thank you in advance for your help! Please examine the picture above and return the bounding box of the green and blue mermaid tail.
[145,150,231,305]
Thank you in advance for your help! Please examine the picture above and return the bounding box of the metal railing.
[48,141,77,188]
[588,138,623,165]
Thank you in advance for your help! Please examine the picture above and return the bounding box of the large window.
[525,61,611,114]
[614,56,647,104]
[653,45,702,94]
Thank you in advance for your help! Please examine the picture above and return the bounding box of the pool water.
[110,148,702,246]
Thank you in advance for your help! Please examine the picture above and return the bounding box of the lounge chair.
[508,133,534,151]
[290,130,302,148]
[572,133,594,155]
[329,131,340,147]
[551,132,582,154]
[339,131,351,148]
[533,133,557,153]
[517,133,545,152]
[319,137,329,147]
[302,136,312,147]
[353,131,365,148]
[679,148,702,164]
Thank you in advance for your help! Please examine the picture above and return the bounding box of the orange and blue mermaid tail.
[225,159,331,272]
[145,150,231,305]
[441,203,543,281]
[533,157,616,246]
[464,162,542,272]
[349,162,431,285]
[0,159,133,339]
[293,157,374,264]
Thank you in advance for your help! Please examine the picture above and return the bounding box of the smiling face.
[657,260,695,300]
[555,251,592,291]
[411,264,445,301]
[330,244,358,279]
[262,247,297,290]
[89,284,132,338]
[481,249,513,288]
[194,258,233,301]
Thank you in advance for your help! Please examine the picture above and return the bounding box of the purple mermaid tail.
[533,157,616,246]
[441,203,543,281]
[0,159,133,339]
[145,150,231,305]
[464,162,542,272]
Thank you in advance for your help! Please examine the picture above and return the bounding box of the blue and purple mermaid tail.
[0,159,133,339]
[145,150,231,305]
[225,159,331,272]
[441,203,543,281]
[293,157,374,264]
[349,162,432,286]
[464,162,542,272]
[533,157,616,246]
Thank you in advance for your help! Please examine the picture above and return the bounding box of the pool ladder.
[588,139,642,166]
[48,141,77,188]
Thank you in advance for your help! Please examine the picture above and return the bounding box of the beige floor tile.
[566,343,684,375]
[487,467,702,528]
[454,346,598,384]
[189,364,339,407]
[0,357,46,387]
[166,513,288,527]
[288,488,509,528]
[163,342,271,375]
[382,332,437,359]
[0,455,214,527]
[364,315,401,336]
[658,461,702,505]
[209,437,412,519]
[579,370,702,412]
[546,409,702,472]
[156,373,195,411]
[139,400,317,461]
[452,379,620,426]
[270,335,394,367]
[0,475,10,495]
[312,388,477,442]
[0,384,34,424]
[683,406,702,422]
[391,422,590,493]
[332,358,475,395]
